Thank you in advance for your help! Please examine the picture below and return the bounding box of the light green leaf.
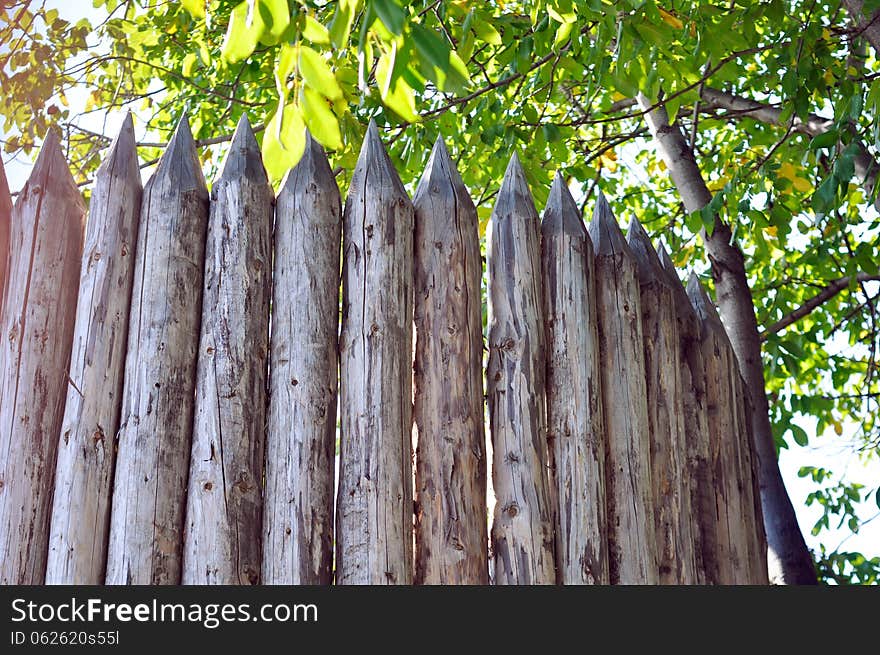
[257,0,290,44]
[329,0,356,49]
[182,52,198,78]
[303,15,330,45]
[181,0,205,19]
[275,42,297,97]
[371,0,406,35]
[473,21,502,46]
[376,49,418,122]
[262,100,306,182]
[302,87,342,150]
[222,1,264,64]
[300,45,343,100]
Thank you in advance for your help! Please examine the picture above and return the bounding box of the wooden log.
[587,193,657,585]
[0,157,11,311]
[182,115,272,585]
[412,138,487,585]
[540,173,607,585]
[0,130,85,584]
[656,244,718,585]
[263,133,340,585]
[46,115,142,584]
[687,274,746,585]
[487,154,556,585]
[105,116,209,585]
[337,121,414,585]
[626,218,696,584]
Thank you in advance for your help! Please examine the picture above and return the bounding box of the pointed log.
[0,158,11,310]
[541,173,608,585]
[46,115,142,584]
[687,274,748,584]
[656,244,718,584]
[337,121,414,585]
[412,138,487,584]
[0,130,85,584]
[182,115,273,585]
[627,218,696,585]
[106,116,209,585]
[586,193,657,584]
[264,132,340,585]
[487,154,556,585]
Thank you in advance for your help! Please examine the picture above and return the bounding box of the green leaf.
[300,46,343,100]
[790,424,809,446]
[473,21,502,46]
[376,48,418,122]
[329,0,356,49]
[181,0,205,19]
[257,0,290,45]
[303,15,330,45]
[222,1,264,64]
[809,129,839,151]
[275,42,297,97]
[302,87,342,150]
[262,100,306,182]
[412,24,450,73]
[182,52,198,78]
[371,0,406,35]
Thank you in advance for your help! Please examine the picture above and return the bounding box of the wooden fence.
[0,113,769,585]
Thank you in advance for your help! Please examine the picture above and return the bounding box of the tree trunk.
[627,218,696,584]
[336,121,414,585]
[263,133,340,585]
[587,193,657,585]
[486,154,556,585]
[637,93,817,584]
[657,245,718,584]
[412,138,488,584]
[46,115,142,584]
[540,173,608,585]
[0,130,84,584]
[842,0,880,60]
[183,115,272,585]
[0,158,11,311]
[106,117,208,585]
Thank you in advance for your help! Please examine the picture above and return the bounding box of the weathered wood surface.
[337,121,414,585]
[412,138,487,585]
[733,370,770,584]
[46,115,142,584]
[540,173,607,585]
[587,193,657,585]
[657,244,717,585]
[0,130,85,584]
[626,218,696,585]
[687,274,745,585]
[106,117,209,585]
[264,133,340,585]
[487,155,556,585]
[183,116,272,585]
[0,158,11,311]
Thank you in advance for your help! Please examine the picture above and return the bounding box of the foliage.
[2,0,879,583]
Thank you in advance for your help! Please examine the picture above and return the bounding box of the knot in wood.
[504,502,519,518]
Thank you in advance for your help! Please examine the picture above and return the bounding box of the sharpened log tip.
[587,191,630,257]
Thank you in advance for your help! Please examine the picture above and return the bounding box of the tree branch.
[762,273,880,339]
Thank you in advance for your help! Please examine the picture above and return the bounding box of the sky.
[2,0,878,572]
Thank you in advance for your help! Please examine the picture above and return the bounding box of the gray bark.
[486,154,556,585]
[0,158,10,313]
[540,173,607,585]
[657,244,718,584]
[842,1,880,65]
[264,133,340,585]
[183,115,272,585]
[0,130,84,584]
[627,218,696,585]
[46,115,142,584]
[587,193,657,584]
[106,117,209,585]
[336,121,414,585]
[637,93,816,584]
[412,138,488,584]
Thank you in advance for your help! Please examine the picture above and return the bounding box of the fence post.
[687,274,747,584]
[626,218,696,584]
[487,154,556,585]
[182,115,272,585]
[106,116,208,585]
[587,193,657,584]
[46,115,142,584]
[656,244,718,585]
[0,130,85,584]
[263,133,340,585]
[541,173,607,585]
[0,158,10,309]
[337,121,414,585]
[412,138,487,584]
